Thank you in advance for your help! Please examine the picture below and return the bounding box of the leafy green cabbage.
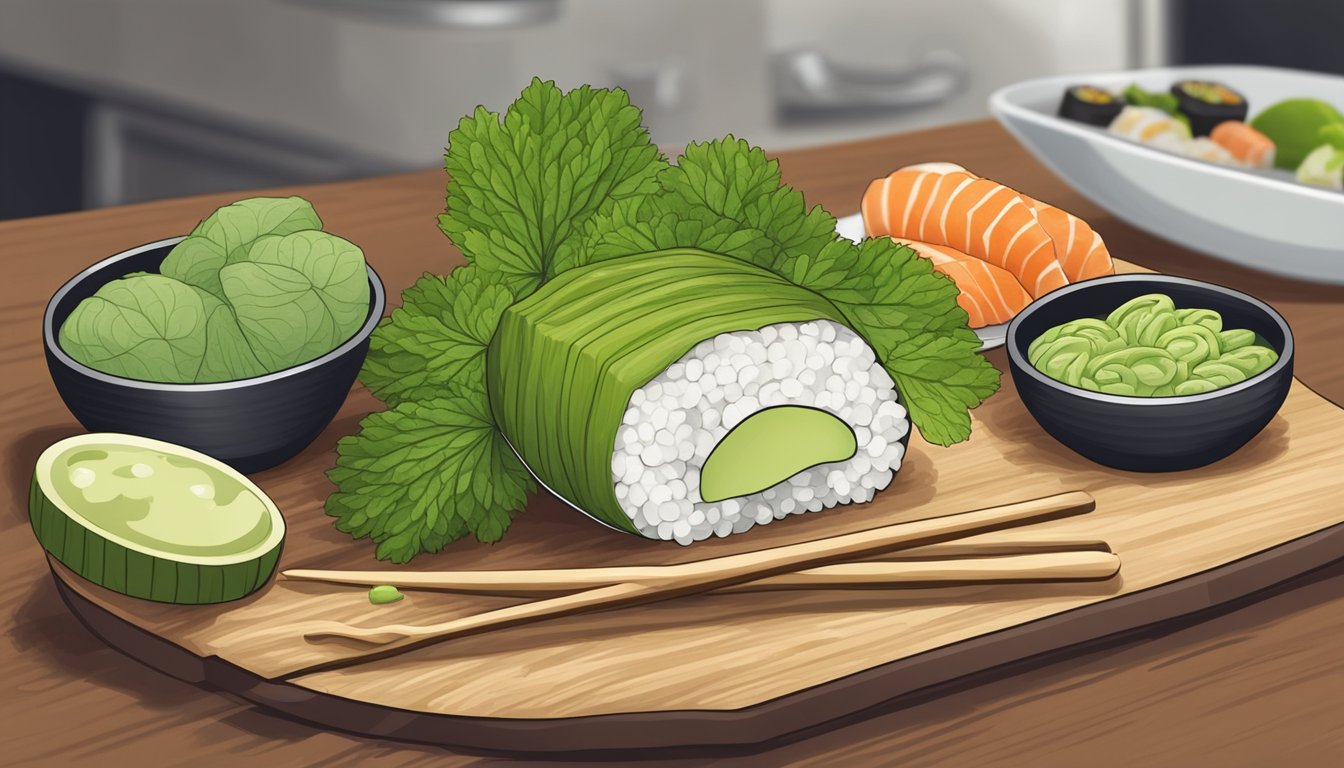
[59,196,368,383]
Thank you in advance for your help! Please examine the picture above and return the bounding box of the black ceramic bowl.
[1006,274,1293,472]
[43,236,386,473]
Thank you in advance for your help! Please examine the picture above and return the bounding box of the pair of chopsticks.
[285,491,1115,656]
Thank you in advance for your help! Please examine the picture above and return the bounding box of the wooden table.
[3,120,1342,766]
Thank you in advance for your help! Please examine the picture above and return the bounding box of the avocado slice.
[30,433,285,603]
[699,406,857,503]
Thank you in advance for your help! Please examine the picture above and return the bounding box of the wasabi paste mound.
[1028,293,1279,397]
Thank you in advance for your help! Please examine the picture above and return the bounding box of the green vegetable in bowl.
[1028,294,1278,397]
[59,197,370,383]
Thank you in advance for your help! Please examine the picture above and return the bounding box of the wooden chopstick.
[282,539,1116,596]
[298,491,1096,655]
[714,551,1119,592]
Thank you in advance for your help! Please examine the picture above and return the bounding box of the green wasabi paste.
[1028,293,1279,397]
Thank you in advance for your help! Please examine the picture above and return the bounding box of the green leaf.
[779,236,1000,446]
[194,294,267,382]
[884,333,1002,447]
[221,230,370,371]
[560,136,837,276]
[438,78,667,296]
[325,387,535,563]
[59,274,270,383]
[558,195,776,274]
[57,275,211,383]
[161,196,322,298]
[1320,123,1344,150]
[359,266,515,406]
[660,137,838,271]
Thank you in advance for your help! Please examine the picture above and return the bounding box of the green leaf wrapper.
[488,249,852,530]
[326,385,535,563]
[439,78,668,296]
[359,266,515,407]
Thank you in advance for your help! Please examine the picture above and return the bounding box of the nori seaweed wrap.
[1058,85,1125,127]
[1171,80,1247,137]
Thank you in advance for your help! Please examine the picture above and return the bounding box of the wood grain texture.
[4,120,1344,765]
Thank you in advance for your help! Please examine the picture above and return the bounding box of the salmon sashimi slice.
[897,162,1114,281]
[1210,121,1276,169]
[862,168,1069,298]
[896,239,1033,328]
[872,162,1115,283]
[1022,198,1115,282]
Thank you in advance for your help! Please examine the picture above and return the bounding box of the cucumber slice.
[29,433,285,604]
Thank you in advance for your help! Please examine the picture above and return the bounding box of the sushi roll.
[489,250,911,544]
[1058,85,1125,127]
[1210,121,1276,169]
[1170,80,1248,137]
[1109,105,1192,154]
[1183,136,1238,166]
[1295,144,1344,190]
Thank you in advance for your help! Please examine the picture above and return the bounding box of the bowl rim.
[1005,273,1294,406]
[43,235,387,392]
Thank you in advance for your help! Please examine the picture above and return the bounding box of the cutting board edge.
[50,520,1344,755]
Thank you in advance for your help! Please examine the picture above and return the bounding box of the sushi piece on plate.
[1109,105,1192,154]
[860,167,1068,298]
[1058,85,1125,127]
[1184,136,1240,166]
[1295,144,1344,190]
[1021,196,1114,282]
[491,250,911,544]
[1171,80,1248,136]
[894,162,1115,283]
[895,239,1032,328]
[1209,121,1276,169]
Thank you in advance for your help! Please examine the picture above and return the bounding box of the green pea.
[368,585,405,605]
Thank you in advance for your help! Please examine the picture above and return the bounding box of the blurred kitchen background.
[0,0,1337,220]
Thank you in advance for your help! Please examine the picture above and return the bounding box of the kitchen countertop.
[3,119,1343,766]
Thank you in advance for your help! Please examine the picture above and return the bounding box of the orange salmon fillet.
[1022,197,1115,281]
[1210,121,1275,168]
[895,239,1033,328]
[862,169,1069,298]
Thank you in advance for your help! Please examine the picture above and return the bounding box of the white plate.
[835,213,1007,351]
[990,65,1344,285]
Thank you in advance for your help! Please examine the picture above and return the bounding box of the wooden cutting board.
[46,260,1344,754]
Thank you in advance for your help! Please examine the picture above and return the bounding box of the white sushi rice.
[610,320,909,544]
